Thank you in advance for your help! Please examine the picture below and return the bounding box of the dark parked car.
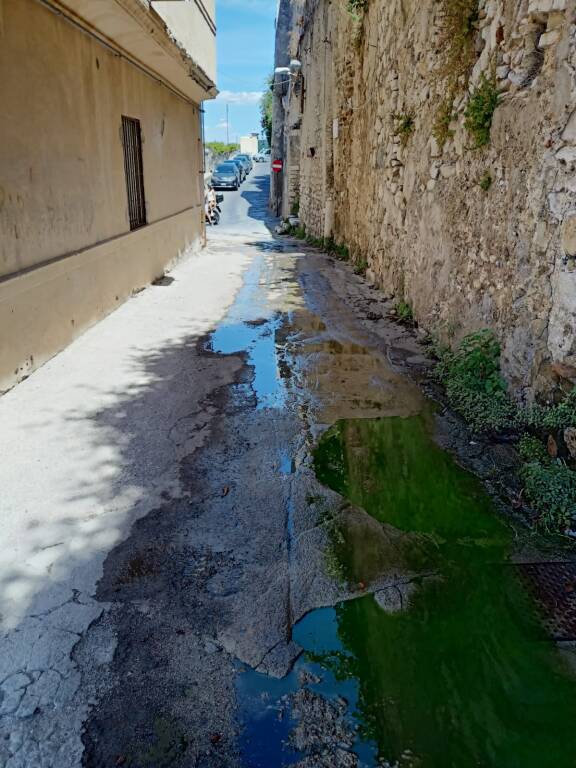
[228,158,246,183]
[211,162,240,190]
[235,154,253,173]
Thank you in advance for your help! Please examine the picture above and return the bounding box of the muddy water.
[213,245,576,767]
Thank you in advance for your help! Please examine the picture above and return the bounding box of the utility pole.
[226,103,229,145]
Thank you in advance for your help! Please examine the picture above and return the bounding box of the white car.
[254,150,271,162]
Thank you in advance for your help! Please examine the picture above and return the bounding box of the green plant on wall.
[392,112,415,147]
[347,0,369,15]
[437,0,479,83]
[478,171,492,191]
[432,97,456,149]
[394,301,414,324]
[464,74,499,148]
[433,0,479,148]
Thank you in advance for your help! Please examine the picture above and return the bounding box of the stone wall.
[279,0,576,398]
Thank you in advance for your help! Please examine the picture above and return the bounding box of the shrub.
[291,225,306,239]
[353,258,369,276]
[446,385,517,433]
[291,199,300,216]
[464,75,499,148]
[518,435,549,464]
[520,390,576,432]
[444,329,506,394]
[436,330,515,432]
[521,460,576,532]
[392,112,415,147]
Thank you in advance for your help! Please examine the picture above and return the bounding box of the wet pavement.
[4,166,576,766]
[81,167,576,767]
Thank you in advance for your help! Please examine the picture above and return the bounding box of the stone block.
[429,137,442,158]
[561,214,576,256]
[556,146,576,163]
[561,109,576,143]
[538,29,560,47]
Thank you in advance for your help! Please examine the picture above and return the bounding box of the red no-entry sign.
[271,159,283,173]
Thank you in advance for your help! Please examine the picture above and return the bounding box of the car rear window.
[215,164,235,171]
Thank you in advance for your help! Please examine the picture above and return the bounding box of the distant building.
[0,0,217,392]
[240,135,260,156]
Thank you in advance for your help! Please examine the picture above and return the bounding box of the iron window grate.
[121,116,147,231]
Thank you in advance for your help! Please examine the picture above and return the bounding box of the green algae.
[311,413,576,767]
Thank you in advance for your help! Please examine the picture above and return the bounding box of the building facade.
[0,0,217,392]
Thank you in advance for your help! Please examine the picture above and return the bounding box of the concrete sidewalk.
[0,240,251,767]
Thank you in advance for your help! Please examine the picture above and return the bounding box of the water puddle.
[308,412,576,767]
[207,255,298,409]
[237,411,576,767]
[219,248,576,766]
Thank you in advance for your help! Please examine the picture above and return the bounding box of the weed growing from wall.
[306,234,325,248]
[392,112,415,147]
[347,0,369,16]
[394,301,414,325]
[464,75,499,148]
[432,96,456,149]
[478,171,492,191]
[437,0,479,83]
[433,0,479,147]
[290,225,307,239]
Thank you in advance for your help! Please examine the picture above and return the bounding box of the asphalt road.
[2,162,567,768]
[0,161,424,767]
[210,161,272,235]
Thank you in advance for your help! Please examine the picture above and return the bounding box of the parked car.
[228,158,246,182]
[254,149,271,162]
[235,154,253,173]
[211,162,240,190]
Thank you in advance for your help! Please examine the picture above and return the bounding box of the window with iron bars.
[121,116,147,230]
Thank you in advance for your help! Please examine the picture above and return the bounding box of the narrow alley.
[2,166,576,767]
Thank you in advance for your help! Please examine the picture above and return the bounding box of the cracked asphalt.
[0,166,452,767]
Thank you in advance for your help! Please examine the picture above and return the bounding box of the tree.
[205,141,239,156]
[260,76,273,146]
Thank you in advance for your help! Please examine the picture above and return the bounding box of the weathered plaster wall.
[0,0,205,391]
[286,0,576,397]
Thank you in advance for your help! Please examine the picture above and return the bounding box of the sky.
[204,0,277,144]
